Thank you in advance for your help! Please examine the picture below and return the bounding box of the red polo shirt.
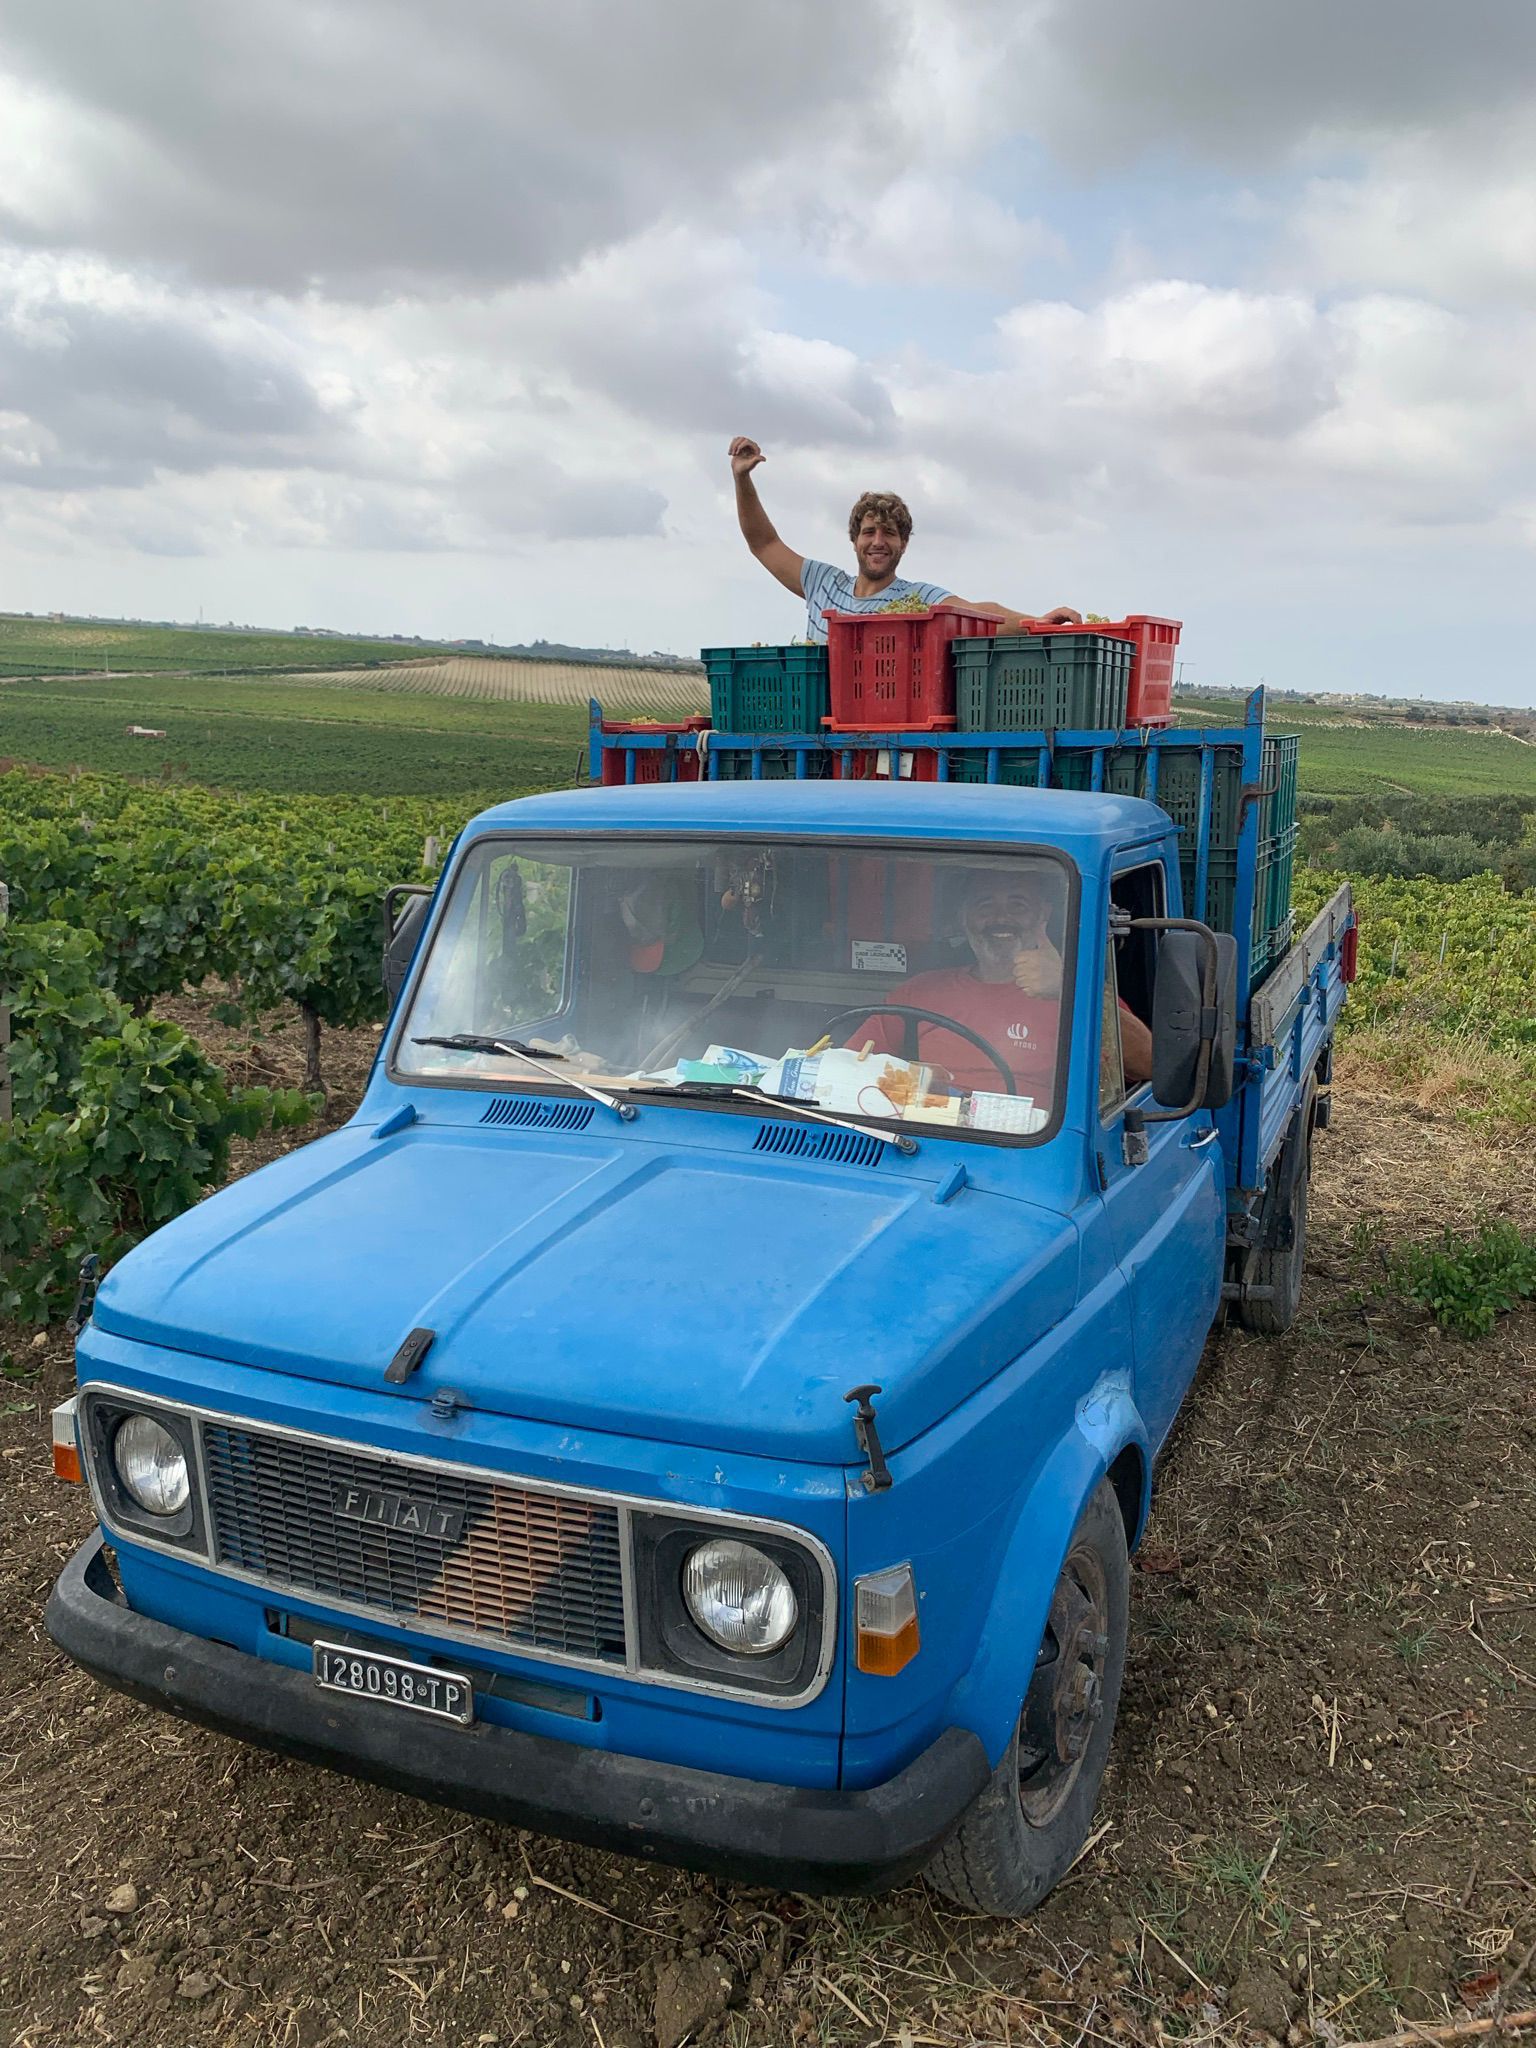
[855,968,1061,1099]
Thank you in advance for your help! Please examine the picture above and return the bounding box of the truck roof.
[464,780,1176,856]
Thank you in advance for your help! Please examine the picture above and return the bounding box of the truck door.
[1095,858,1225,1452]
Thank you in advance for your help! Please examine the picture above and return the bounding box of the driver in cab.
[854,869,1153,1103]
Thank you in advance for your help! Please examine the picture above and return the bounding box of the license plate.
[313,1641,475,1724]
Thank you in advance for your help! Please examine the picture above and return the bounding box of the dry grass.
[1336,1027,1536,1129]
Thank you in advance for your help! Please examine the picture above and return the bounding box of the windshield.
[393,838,1075,1142]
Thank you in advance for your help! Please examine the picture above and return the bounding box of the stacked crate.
[700,644,830,778]
[953,630,1133,735]
[594,715,709,786]
[822,604,998,732]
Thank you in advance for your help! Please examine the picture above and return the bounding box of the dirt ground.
[2,1007,1534,2048]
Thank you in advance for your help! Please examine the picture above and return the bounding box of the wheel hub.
[1017,1547,1110,1827]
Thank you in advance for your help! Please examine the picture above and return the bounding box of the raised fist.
[729,436,765,478]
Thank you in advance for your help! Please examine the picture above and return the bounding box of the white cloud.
[1292,118,1536,307]
[799,175,1063,290]
[0,0,1532,698]
[0,0,902,295]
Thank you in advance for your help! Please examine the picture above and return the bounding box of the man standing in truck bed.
[728,436,1082,640]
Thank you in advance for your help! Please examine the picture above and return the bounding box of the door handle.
[1185,1125,1219,1148]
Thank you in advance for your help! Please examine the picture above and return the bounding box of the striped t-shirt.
[800,559,952,644]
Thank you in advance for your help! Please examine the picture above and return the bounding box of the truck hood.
[93,1122,1079,1464]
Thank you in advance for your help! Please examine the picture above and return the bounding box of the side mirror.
[1145,923,1237,1115]
[383,886,432,1006]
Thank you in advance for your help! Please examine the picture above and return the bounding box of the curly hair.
[848,491,913,545]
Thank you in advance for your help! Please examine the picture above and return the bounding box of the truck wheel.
[1237,1120,1312,1337]
[926,1480,1129,1918]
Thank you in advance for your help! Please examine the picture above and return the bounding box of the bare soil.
[3,1020,1534,2048]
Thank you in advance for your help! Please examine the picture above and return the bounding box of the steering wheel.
[819,1004,1017,1096]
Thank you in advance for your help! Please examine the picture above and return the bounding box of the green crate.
[710,747,830,781]
[947,743,1147,791]
[946,746,1042,786]
[1261,734,1299,841]
[1182,847,1239,938]
[1057,750,1146,797]
[953,633,1131,733]
[1254,914,1295,981]
[1184,835,1296,984]
[1261,824,1298,937]
[702,643,829,734]
[1149,745,1245,857]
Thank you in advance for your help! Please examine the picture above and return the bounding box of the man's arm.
[942,598,1084,628]
[1119,1004,1154,1087]
[729,437,805,597]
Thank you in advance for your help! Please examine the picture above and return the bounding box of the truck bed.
[1228,880,1354,1195]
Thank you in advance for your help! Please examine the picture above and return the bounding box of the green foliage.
[1294,868,1536,1053]
[0,769,481,1071]
[1299,793,1536,886]
[0,917,314,1320]
[1393,1219,1536,1337]
[1291,868,1536,1123]
[0,921,124,1122]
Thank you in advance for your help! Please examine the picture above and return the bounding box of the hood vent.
[480,1096,596,1133]
[752,1122,885,1168]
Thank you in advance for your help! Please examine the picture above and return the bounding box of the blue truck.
[48,688,1355,1913]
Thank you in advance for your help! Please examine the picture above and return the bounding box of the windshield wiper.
[412,1035,635,1121]
[622,1079,917,1154]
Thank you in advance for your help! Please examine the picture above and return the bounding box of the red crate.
[1028,616,1180,727]
[596,716,708,786]
[824,603,998,730]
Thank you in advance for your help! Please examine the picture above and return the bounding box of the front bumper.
[47,1533,989,1894]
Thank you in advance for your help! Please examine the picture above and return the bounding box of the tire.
[1237,1111,1313,1337]
[925,1479,1129,1917]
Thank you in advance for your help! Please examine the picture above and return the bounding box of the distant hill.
[492,639,701,673]
[0,613,702,678]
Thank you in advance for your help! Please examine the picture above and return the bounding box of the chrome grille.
[200,1423,627,1665]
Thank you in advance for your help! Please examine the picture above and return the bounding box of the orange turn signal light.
[51,1399,83,1484]
[854,1564,920,1677]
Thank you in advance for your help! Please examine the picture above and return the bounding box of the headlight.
[682,1537,798,1656]
[113,1414,190,1516]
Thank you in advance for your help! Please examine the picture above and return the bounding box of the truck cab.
[49,778,1342,1913]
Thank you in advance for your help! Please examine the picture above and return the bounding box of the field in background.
[0,671,593,796]
[1179,691,1536,798]
[284,654,708,714]
[0,614,459,676]
[8,667,1536,802]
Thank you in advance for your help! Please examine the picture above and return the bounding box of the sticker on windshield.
[851,941,908,974]
[966,1093,1049,1136]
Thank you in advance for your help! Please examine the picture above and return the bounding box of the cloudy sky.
[2,0,1533,700]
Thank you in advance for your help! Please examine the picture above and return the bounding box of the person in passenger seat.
[852,870,1153,1100]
